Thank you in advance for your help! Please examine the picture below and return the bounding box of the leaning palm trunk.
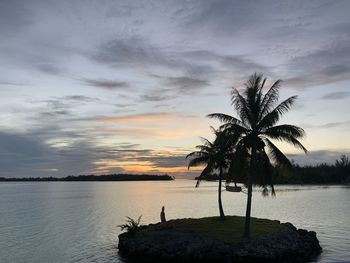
[186,130,228,220]
[218,167,225,219]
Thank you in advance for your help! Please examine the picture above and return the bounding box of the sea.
[0,180,349,262]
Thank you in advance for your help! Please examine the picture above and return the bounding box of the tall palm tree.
[186,128,228,220]
[208,73,307,238]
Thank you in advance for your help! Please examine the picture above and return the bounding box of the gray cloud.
[303,120,350,129]
[139,74,213,101]
[139,155,187,168]
[32,95,100,109]
[317,121,350,129]
[115,143,141,149]
[185,50,270,77]
[115,103,135,108]
[0,131,94,177]
[105,149,152,154]
[36,63,65,75]
[63,95,100,102]
[40,99,67,110]
[92,37,172,68]
[0,80,26,86]
[284,39,350,88]
[84,78,130,90]
[181,1,341,45]
[140,94,176,102]
[40,110,71,118]
[164,76,209,93]
[22,95,101,130]
[92,37,269,83]
[178,1,350,89]
[0,130,189,177]
[321,91,350,100]
[183,0,257,36]
[0,0,33,36]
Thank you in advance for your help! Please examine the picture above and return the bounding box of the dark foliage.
[195,155,350,185]
[0,174,174,182]
[274,155,350,184]
[118,215,143,234]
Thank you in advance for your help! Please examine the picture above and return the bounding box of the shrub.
[118,215,142,234]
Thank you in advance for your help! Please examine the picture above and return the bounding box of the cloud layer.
[1,0,350,177]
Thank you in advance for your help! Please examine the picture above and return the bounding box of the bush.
[119,215,142,234]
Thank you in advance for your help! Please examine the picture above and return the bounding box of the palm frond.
[245,74,264,125]
[219,121,249,132]
[254,149,275,196]
[264,131,308,153]
[263,124,305,139]
[186,151,207,159]
[260,77,267,90]
[195,145,212,152]
[199,137,212,147]
[259,80,281,120]
[264,138,292,168]
[257,77,267,105]
[207,113,245,127]
[258,96,297,129]
[231,88,252,127]
[187,156,209,169]
[196,164,213,188]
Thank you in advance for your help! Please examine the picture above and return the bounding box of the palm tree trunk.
[218,167,225,220]
[244,174,253,238]
[244,145,256,238]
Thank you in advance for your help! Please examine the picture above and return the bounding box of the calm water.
[0,181,349,263]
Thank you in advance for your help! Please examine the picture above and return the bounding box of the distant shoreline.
[0,174,174,182]
[194,177,350,186]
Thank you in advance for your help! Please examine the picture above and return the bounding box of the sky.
[0,0,350,178]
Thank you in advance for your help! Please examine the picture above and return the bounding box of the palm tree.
[186,128,228,220]
[208,73,307,238]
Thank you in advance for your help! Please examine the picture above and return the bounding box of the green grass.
[145,216,284,243]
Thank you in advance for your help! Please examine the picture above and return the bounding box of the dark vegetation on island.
[195,154,350,185]
[118,216,322,263]
[0,174,174,182]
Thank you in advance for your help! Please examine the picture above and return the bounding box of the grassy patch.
[145,216,284,243]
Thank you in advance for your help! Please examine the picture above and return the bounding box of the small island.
[118,216,321,262]
[0,173,174,182]
[118,75,324,262]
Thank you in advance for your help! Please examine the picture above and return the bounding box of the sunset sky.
[1,0,349,177]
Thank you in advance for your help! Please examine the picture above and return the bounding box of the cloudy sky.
[1,0,350,178]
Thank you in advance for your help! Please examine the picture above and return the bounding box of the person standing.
[160,206,166,223]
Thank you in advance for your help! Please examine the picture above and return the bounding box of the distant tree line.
[0,173,174,182]
[274,155,350,184]
[195,155,350,185]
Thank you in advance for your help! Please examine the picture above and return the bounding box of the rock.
[118,219,322,263]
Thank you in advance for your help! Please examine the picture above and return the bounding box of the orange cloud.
[92,157,203,175]
[92,113,172,123]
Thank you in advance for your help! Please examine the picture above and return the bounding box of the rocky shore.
[118,217,322,263]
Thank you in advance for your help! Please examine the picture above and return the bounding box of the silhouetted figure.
[160,206,166,223]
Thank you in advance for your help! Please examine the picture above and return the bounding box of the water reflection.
[0,181,349,262]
